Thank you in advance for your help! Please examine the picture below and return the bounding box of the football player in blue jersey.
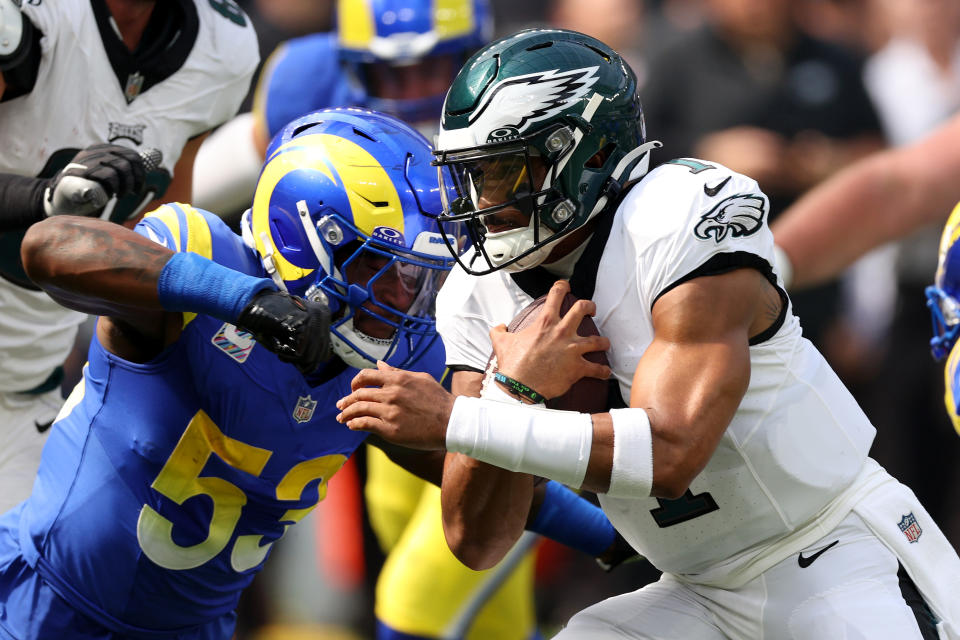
[196,3,575,638]
[926,202,960,436]
[193,0,491,220]
[0,108,622,640]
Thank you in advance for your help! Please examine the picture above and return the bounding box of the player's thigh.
[555,574,725,640]
[364,444,428,552]
[758,515,930,640]
[376,482,536,640]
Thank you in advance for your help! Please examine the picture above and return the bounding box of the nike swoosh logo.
[34,418,54,434]
[797,539,839,568]
[703,176,731,197]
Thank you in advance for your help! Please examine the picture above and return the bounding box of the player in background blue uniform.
[193,0,491,221]
[0,108,623,640]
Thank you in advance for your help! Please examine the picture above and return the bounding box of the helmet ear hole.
[585,142,616,169]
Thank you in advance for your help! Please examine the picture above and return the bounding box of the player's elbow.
[21,217,64,284]
[650,441,710,500]
[442,517,516,571]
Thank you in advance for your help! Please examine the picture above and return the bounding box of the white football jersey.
[437,158,877,584]
[0,0,258,391]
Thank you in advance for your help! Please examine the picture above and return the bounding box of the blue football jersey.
[2,204,445,634]
[255,33,364,143]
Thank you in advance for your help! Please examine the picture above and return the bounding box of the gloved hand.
[236,289,333,374]
[43,144,152,217]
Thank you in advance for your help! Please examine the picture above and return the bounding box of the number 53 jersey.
[0,205,446,635]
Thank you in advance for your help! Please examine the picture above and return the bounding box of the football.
[486,292,610,414]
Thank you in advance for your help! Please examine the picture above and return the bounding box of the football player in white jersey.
[0,0,258,513]
[336,29,960,639]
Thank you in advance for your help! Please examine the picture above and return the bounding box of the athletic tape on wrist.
[157,251,276,323]
[446,396,592,488]
[529,480,616,556]
[607,408,653,498]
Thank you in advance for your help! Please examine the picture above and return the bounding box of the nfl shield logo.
[898,513,923,543]
[293,395,317,423]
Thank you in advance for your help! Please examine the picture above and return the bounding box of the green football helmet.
[433,28,649,274]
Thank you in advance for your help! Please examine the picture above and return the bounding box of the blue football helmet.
[244,108,460,369]
[926,201,960,361]
[336,0,492,127]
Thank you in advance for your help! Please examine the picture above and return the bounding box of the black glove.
[595,530,644,573]
[236,289,333,374]
[44,144,148,217]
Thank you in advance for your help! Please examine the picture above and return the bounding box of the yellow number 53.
[136,410,346,571]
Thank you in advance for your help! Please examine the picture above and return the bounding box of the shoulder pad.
[0,0,34,70]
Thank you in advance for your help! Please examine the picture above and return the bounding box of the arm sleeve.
[0,173,45,232]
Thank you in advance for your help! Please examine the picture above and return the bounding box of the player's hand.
[235,289,332,374]
[43,144,149,217]
[336,361,454,451]
[492,280,610,399]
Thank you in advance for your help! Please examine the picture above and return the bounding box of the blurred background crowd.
[45,0,960,637]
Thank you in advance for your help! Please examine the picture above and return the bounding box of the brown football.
[485,292,610,413]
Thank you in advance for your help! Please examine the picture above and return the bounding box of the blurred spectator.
[548,0,647,82]
[830,0,960,548]
[640,0,885,349]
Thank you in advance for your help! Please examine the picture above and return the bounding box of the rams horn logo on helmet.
[693,194,767,243]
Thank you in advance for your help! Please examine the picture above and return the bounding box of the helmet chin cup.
[484,224,555,272]
[331,316,395,369]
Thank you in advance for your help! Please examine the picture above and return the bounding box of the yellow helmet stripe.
[338,0,376,50]
[936,201,960,283]
[252,133,405,285]
[946,344,960,437]
[434,0,474,39]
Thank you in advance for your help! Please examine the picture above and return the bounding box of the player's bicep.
[632,268,762,486]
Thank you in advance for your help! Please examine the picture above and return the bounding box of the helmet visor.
[437,144,554,224]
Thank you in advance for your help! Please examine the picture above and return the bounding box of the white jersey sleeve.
[628,160,778,309]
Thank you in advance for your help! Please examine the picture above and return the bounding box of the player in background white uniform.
[0,0,258,513]
[337,29,960,638]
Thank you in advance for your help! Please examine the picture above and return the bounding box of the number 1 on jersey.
[649,489,719,528]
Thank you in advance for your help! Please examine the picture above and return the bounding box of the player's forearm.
[440,452,534,570]
[772,155,910,288]
[0,172,47,232]
[774,116,960,288]
[22,216,172,314]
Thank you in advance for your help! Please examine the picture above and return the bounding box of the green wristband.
[493,371,546,404]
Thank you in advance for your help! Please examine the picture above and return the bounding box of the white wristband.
[607,408,653,498]
[446,396,593,488]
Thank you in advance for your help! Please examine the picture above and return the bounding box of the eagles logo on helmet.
[243,107,461,370]
[432,28,658,275]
